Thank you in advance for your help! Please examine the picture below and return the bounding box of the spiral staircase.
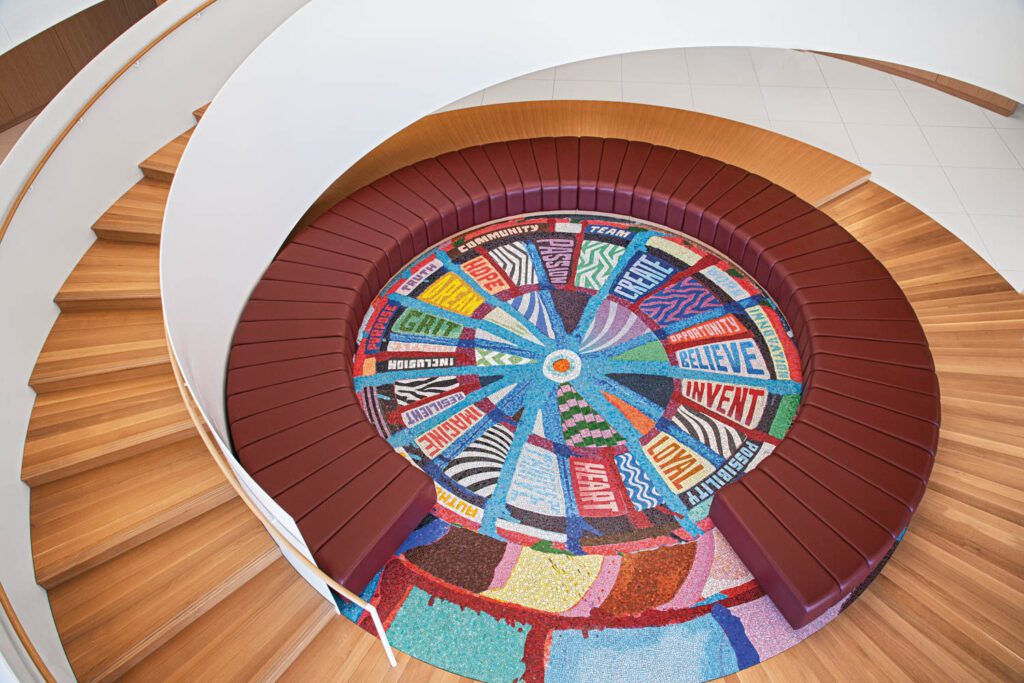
[20,107,447,682]
[13,95,1022,681]
[4,5,1022,673]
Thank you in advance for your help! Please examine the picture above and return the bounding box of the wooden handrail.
[0,583,56,683]
[0,0,398,671]
[0,0,218,246]
[164,338,399,667]
[0,3,219,681]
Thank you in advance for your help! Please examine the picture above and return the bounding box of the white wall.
[0,0,103,54]
[162,0,1024,449]
[0,0,310,678]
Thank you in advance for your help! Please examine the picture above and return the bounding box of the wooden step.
[280,613,423,683]
[30,309,169,392]
[28,373,179,434]
[122,557,332,682]
[23,375,195,486]
[31,436,233,588]
[48,501,277,682]
[193,104,208,121]
[139,129,192,181]
[92,178,170,244]
[55,240,160,311]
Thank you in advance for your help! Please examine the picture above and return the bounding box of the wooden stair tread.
[31,309,169,392]
[139,128,192,181]
[31,437,233,588]
[23,379,194,486]
[55,240,161,310]
[28,373,180,435]
[49,501,276,682]
[280,614,415,682]
[193,104,208,120]
[123,556,332,682]
[92,178,170,244]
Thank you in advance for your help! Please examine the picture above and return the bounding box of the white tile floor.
[441,48,1024,291]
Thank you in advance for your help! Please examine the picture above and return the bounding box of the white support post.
[365,604,397,668]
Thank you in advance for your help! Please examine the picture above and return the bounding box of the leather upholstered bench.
[225,137,939,625]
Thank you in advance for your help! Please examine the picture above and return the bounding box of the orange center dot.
[552,358,571,373]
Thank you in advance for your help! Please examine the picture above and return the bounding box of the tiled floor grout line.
[890,82,993,261]
[746,47,773,128]
[820,72,864,166]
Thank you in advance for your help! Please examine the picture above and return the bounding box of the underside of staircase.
[21,105,429,682]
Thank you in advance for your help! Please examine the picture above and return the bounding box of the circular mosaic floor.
[349,213,832,682]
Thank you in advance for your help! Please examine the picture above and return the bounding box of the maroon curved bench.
[225,137,939,627]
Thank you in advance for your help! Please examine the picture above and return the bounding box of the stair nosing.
[78,540,278,681]
[23,418,197,487]
[35,480,235,589]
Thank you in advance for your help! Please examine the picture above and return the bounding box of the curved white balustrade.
[0,0,310,678]
[162,0,1024,451]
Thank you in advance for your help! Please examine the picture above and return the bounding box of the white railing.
[0,0,311,679]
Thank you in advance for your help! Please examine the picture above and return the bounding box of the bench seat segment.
[222,137,938,622]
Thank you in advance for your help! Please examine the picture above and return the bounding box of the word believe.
[675,338,767,377]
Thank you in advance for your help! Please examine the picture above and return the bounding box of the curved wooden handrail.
[0,3,219,680]
[0,583,56,683]
[0,0,218,246]
[0,0,400,669]
[164,340,399,667]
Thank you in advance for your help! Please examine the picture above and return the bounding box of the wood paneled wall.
[0,0,157,132]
